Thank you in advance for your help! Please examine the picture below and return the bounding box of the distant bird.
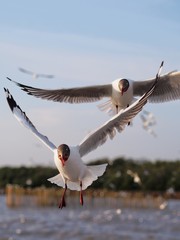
[127,169,141,184]
[4,77,157,208]
[8,62,179,117]
[159,201,168,210]
[18,67,54,80]
[145,128,157,138]
[140,110,157,137]
[141,110,156,126]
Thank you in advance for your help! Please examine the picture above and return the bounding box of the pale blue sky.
[1,0,180,166]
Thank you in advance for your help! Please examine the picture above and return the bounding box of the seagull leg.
[59,183,67,209]
[116,105,118,114]
[79,181,83,206]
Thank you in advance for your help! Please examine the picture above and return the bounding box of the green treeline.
[0,157,179,191]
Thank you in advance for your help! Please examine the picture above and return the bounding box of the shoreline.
[4,185,180,208]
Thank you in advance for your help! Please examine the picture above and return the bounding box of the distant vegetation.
[0,157,179,192]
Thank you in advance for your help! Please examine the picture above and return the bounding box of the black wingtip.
[155,61,164,80]
[7,77,12,82]
[6,77,32,91]
[4,88,17,112]
[7,77,18,85]
[4,87,9,96]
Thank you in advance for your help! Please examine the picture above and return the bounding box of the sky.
[1,0,180,166]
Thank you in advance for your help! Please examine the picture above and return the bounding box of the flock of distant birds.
[4,61,180,209]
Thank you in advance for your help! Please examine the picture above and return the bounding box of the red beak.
[121,87,127,96]
[61,158,65,167]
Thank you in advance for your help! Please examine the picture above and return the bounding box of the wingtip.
[7,77,12,82]
[4,87,9,96]
[7,77,21,87]
[4,88,17,112]
[156,61,164,80]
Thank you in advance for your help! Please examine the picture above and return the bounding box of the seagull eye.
[125,80,129,87]
[64,153,69,159]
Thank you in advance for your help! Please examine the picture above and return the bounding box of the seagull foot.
[59,196,66,209]
[59,184,67,209]
[80,191,84,206]
[80,181,83,206]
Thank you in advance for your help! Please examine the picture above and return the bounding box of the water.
[0,196,179,240]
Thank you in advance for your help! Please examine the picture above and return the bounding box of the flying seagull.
[127,169,141,185]
[140,110,157,137]
[18,67,54,80]
[7,62,176,116]
[4,77,157,208]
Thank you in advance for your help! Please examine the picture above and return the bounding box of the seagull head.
[57,144,70,167]
[118,79,129,95]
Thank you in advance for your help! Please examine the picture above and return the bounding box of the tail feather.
[97,100,117,116]
[47,163,108,191]
[67,163,108,191]
[48,173,65,187]
[87,163,108,177]
[81,163,108,190]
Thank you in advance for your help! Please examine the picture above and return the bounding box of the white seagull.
[4,76,157,208]
[18,67,54,80]
[127,169,141,185]
[140,110,157,137]
[141,110,156,126]
[7,62,179,116]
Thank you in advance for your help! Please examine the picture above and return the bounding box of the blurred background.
[0,1,180,239]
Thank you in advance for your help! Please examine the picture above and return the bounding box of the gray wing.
[37,74,54,79]
[18,67,34,75]
[19,68,54,78]
[4,88,57,152]
[133,71,180,103]
[7,77,112,104]
[78,76,158,157]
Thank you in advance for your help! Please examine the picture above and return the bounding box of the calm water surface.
[0,196,179,240]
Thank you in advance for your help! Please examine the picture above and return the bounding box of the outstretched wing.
[133,71,180,103]
[7,77,112,104]
[78,77,158,157]
[19,68,54,79]
[38,73,54,79]
[18,67,34,75]
[4,88,57,152]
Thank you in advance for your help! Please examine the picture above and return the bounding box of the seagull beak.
[61,155,69,167]
[121,88,125,96]
[58,155,65,167]
[61,158,65,167]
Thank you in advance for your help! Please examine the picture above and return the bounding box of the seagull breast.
[54,146,86,182]
[111,79,134,109]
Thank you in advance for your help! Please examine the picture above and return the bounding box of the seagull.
[4,76,157,208]
[144,127,157,138]
[7,62,177,116]
[127,169,141,185]
[140,110,157,137]
[18,67,54,80]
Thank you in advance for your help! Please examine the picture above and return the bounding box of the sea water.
[0,195,179,240]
